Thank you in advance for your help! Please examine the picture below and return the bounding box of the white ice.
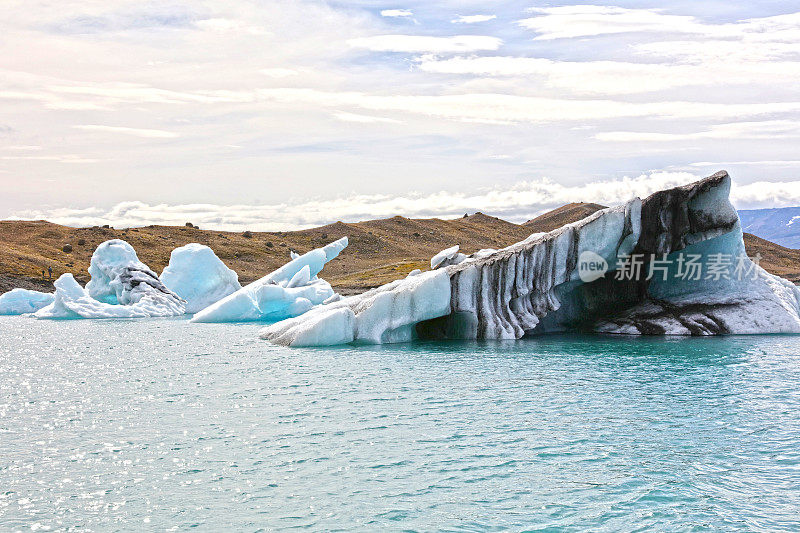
[261,172,800,346]
[0,288,54,315]
[191,237,348,323]
[160,243,241,313]
[593,228,800,335]
[430,245,467,269]
[35,239,185,319]
[261,269,451,346]
[35,273,185,319]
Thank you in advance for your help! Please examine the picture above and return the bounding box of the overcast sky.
[2,1,800,230]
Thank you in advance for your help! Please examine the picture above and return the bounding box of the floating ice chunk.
[191,237,348,323]
[0,288,54,315]
[35,273,185,319]
[35,239,185,319]
[266,307,357,346]
[431,245,465,269]
[159,243,241,313]
[260,269,451,346]
[86,239,181,307]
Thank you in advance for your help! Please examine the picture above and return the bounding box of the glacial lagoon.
[2,316,800,531]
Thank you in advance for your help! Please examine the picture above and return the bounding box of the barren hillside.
[2,205,799,294]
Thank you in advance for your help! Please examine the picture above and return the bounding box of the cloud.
[73,124,179,138]
[195,18,267,35]
[2,1,800,219]
[0,154,99,163]
[13,172,800,230]
[348,34,502,53]
[732,181,800,208]
[2,145,42,151]
[452,15,496,24]
[49,4,203,34]
[595,120,800,142]
[254,88,800,124]
[690,160,800,167]
[260,68,299,78]
[518,6,702,40]
[380,9,413,18]
[518,6,800,44]
[9,172,705,230]
[332,111,402,123]
[415,54,800,95]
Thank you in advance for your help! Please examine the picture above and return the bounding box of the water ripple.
[1,318,800,530]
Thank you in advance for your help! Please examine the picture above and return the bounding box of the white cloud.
[518,6,702,40]
[380,9,413,18]
[13,172,800,230]
[195,18,267,35]
[332,111,402,123]
[9,172,705,230]
[2,1,800,218]
[732,181,800,208]
[254,88,800,124]
[0,154,99,163]
[452,15,496,24]
[2,145,42,151]
[596,120,800,142]
[690,160,800,167]
[73,124,179,138]
[416,53,800,95]
[260,68,299,78]
[348,34,502,53]
[518,6,800,42]
[22,80,800,126]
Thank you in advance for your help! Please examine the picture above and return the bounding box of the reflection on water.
[1,317,799,531]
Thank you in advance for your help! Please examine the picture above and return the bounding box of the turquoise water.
[1,317,800,531]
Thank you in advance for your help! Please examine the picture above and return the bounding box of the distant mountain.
[738,207,800,249]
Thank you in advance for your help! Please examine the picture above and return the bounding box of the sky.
[2,0,800,230]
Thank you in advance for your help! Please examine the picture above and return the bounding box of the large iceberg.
[260,171,800,346]
[35,239,185,319]
[160,243,241,313]
[0,288,54,315]
[191,237,348,323]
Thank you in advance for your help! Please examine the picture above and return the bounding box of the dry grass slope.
[524,202,608,232]
[2,205,799,294]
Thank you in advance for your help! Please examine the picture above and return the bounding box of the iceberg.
[191,237,348,323]
[35,273,184,319]
[260,171,800,346]
[0,288,54,315]
[160,243,241,313]
[35,239,185,319]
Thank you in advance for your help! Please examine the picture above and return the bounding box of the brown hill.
[742,233,800,282]
[524,202,608,232]
[0,213,533,294]
[2,205,799,294]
